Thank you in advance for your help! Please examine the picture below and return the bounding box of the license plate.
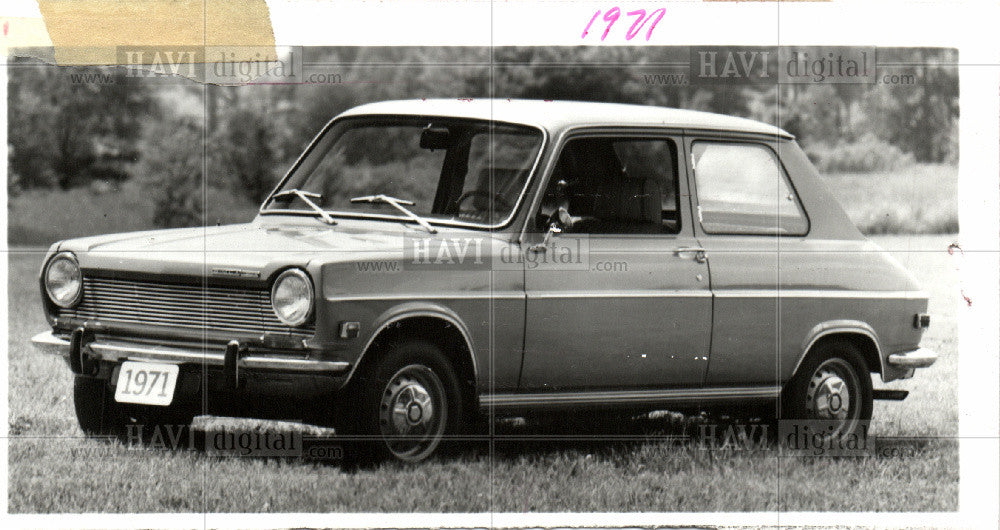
[114,361,179,406]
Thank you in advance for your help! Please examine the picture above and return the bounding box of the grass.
[819,163,959,235]
[6,235,960,513]
[7,180,260,248]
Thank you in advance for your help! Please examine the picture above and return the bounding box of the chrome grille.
[60,276,313,338]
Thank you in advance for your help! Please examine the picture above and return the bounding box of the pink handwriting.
[582,7,665,41]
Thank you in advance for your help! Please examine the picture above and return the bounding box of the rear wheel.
[345,340,464,463]
[780,339,873,441]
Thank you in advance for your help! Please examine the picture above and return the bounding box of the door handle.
[674,247,708,263]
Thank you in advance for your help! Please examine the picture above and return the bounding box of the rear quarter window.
[692,141,809,236]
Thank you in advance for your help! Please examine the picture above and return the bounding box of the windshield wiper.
[271,189,336,225]
[350,194,437,234]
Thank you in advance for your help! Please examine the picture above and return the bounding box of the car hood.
[57,217,492,281]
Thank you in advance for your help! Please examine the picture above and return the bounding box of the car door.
[519,132,713,391]
[684,136,812,386]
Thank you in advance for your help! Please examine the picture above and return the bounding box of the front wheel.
[780,340,873,441]
[348,340,465,463]
[74,375,125,437]
[74,375,195,446]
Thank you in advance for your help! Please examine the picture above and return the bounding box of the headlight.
[271,268,314,326]
[44,252,82,308]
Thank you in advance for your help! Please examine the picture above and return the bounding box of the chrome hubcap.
[812,373,851,420]
[379,365,446,461]
[805,358,859,429]
[407,403,423,423]
[389,381,434,433]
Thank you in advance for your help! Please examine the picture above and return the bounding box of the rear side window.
[692,141,808,235]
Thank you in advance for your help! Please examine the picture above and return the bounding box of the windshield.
[264,116,544,226]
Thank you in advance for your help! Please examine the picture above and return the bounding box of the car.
[32,98,938,462]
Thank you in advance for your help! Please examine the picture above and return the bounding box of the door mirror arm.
[528,223,563,253]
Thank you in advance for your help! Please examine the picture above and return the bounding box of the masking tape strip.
[5,0,276,80]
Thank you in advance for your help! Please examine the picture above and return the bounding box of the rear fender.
[792,320,885,382]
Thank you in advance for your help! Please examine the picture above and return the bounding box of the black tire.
[120,405,197,449]
[779,339,873,442]
[73,375,125,437]
[75,375,195,447]
[342,340,465,463]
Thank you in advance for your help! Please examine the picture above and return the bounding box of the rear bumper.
[31,330,350,374]
[887,347,938,369]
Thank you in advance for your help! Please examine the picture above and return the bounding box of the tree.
[139,117,205,228]
[210,101,279,204]
[7,58,158,191]
[860,49,959,162]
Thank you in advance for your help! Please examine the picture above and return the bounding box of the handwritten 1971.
[582,7,666,41]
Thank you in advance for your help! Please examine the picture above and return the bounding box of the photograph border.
[2,0,997,527]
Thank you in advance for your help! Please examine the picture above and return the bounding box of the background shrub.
[138,117,207,228]
[805,133,915,173]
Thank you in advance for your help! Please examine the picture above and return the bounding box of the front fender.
[339,301,478,387]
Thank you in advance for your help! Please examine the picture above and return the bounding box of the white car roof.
[337,98,792,139]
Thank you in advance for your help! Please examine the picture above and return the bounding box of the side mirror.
[529,222,562,253]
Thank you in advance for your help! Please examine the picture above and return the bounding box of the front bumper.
[887,347,939,369]
[32,330,350,377]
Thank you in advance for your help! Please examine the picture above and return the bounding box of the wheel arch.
[343,303,479,409]
[790,321,884,384]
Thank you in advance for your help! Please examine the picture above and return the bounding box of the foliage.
[6,47,960,233]
[138,117,207,228]
[7,58,158,193]
[859,49,960,163]
[7,180,258,246]
[210,101,279,204]
[804,133,914,173]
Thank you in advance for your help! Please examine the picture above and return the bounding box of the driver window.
[536,136,680,234]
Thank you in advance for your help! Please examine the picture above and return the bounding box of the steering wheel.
[455,190,512,214]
